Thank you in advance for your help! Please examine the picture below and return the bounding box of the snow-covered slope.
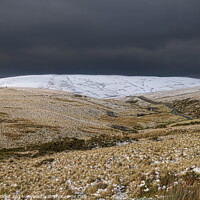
[0,75,200,98]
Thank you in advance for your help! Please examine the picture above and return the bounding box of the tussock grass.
[160,175,200,200]
[0,112,8,116]
[52,97,85,106]
[0,130,199,199]
[172,98,200,118]
[0,88,199,199]
[172,120,200,127]
[1,132,23,140]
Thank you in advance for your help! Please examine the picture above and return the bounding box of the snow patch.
[0,75,200,98]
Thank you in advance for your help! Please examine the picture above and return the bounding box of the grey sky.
[0,0,200,77]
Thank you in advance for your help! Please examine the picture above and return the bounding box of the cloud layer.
[0,0,200,77]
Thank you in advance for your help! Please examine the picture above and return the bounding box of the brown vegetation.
[0,87,199,199]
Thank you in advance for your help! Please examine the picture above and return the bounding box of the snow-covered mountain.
[0,75,200,98]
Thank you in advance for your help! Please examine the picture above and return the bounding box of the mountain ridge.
[0,75,200,98]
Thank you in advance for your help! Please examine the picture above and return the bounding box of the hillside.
[0,87,199,199]
[0,75,200,98]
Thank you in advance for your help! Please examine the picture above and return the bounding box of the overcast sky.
[0,0,200,77]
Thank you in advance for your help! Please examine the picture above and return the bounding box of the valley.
[0,86,199,199]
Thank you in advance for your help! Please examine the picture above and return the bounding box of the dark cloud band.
[0,0,200,77]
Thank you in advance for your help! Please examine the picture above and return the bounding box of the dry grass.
[0,87,186,150]
[172,98,200,118]
[160,175,200,200]
[1,132,23,140]
[0,129,199,199]
[0,87,199,199]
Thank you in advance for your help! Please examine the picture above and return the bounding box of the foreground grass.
[0,129,199,199]
[160,177,200,200]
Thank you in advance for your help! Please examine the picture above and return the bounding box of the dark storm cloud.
[0,0,200,77]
